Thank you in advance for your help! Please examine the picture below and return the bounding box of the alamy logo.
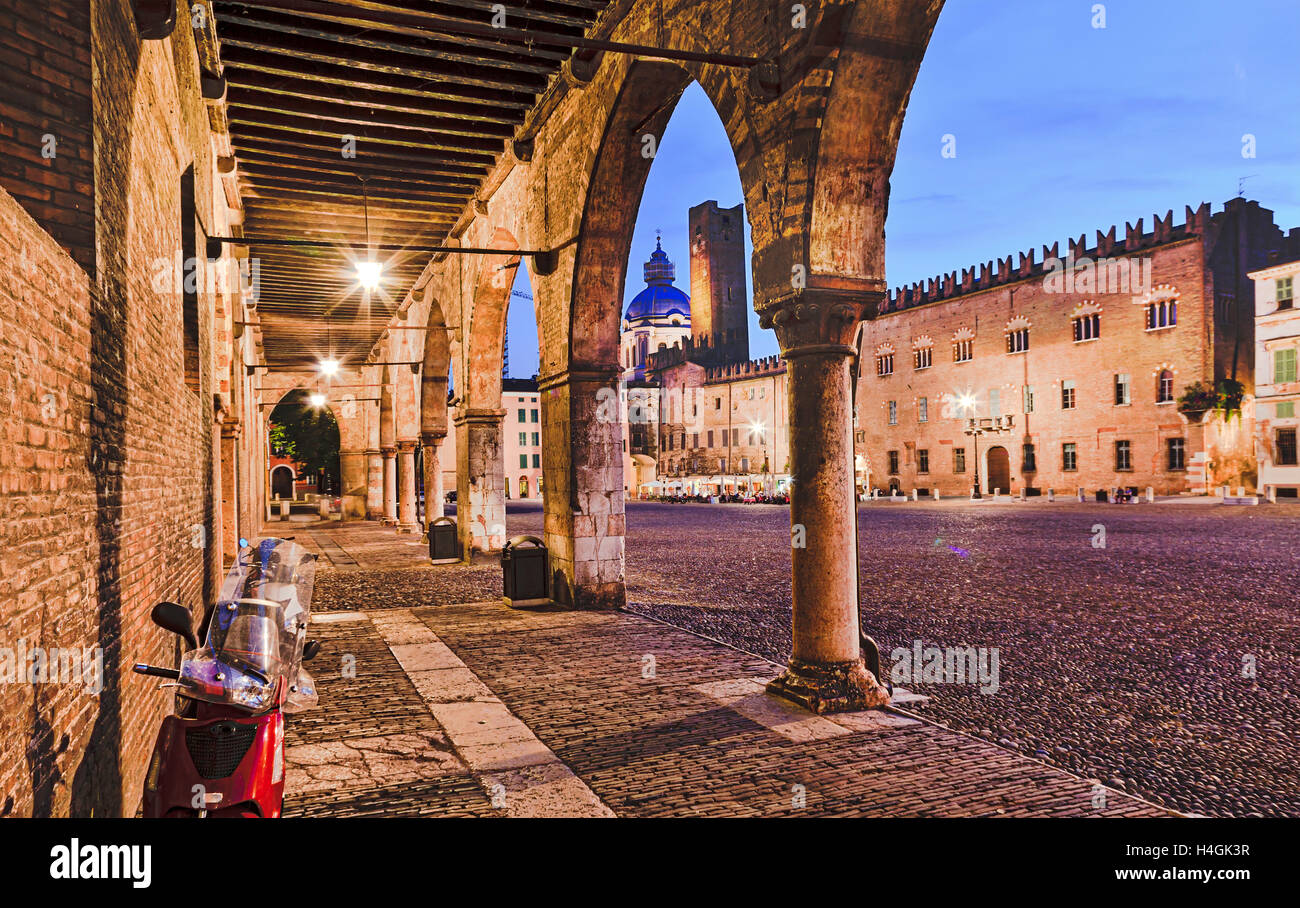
[0,641,103,695]
[890,641,1000,694]
[1042,255,1153,303]
[49,839,151,888]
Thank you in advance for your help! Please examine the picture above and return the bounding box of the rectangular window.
[954,339,973,363]
[532,432,539,446]
[518,408,526,422]
[1023,385,1034,414]
[519,454,528,469]
[1278,428,1298,466]
[519,432,527,446]
[532,454,540,468]
[988,389,1001,419]
[1167,437,1186,470]
[953,447,966,473]
[740,456,749,472]
[1063,443,1078,472]
[1022,443,1036,472]
[1278,277,1294,311]
[918,449,929,473]
[692,432,699,448]
[707,430,714,448]
[715,397,721,410]
[1275,348,1298,384]
[1115,440,1132,471]
[888,450,899,474]
[530,409,539,423]
[1278,401,1296,419]
[888,400,897,425]
[732,428,739,447]
[918,397,928,422]
[1061,380,1076,410]
[1115,373,1131,406]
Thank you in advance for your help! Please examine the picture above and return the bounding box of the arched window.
[1157,369,1175,403]
[1145,288,1179,330]
[1005,316,1030,354]
[1071,302,1102,342]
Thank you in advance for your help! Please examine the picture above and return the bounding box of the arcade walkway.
[278,521,1171,818]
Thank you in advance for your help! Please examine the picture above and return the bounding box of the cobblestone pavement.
[276,516,1173,818]
[497,499,1299,818]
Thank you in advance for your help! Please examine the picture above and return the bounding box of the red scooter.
[133,538,321,817]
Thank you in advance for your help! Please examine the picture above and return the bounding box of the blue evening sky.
[504,0,1300,377]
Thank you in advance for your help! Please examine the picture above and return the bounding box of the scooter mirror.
[302,639,321,662]
[151,601,198,650]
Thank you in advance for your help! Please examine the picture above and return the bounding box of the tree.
[269,391,341,489]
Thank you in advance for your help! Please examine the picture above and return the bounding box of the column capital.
[756,285,886,356]
[537,366,621,392]
[220,418,242,439]
[380,446,397,457]
[396,439,417,453]
[420,431,447,447]
[453,406,506,427]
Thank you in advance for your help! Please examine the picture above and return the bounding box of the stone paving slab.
[279,518,1173,818]
[410,601,1172,818]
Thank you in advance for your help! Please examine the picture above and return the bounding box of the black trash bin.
[428,516,459,564]
[501,535,550,609]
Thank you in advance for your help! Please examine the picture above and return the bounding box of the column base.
[766,657,891,714]
[395,523,418,535]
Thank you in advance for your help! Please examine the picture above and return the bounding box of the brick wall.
[0,0,227,816]
[0,0,94,273]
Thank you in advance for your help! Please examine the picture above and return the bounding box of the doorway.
[986,446,1011,494]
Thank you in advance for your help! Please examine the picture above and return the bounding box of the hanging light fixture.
[355,175,382,291]
[309,392,327,408]
[319,317,340,376]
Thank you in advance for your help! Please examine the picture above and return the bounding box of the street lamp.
[308,392,327,409]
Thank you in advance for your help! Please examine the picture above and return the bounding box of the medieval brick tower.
[689,200,749,364]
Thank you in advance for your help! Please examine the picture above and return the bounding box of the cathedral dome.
[625,238,690,323]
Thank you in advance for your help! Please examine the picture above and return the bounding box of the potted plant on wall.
[1177,381,1216,423]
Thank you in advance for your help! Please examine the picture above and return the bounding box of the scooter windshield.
[178,539,318,712]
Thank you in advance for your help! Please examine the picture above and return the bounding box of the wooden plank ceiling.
[211,0,611,369]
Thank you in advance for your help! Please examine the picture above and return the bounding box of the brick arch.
[464,226,523,410]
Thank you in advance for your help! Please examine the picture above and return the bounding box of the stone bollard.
[873,489,880,500]
[1047,488,1055,502]
[1145,486,1154,503]
[279,498,290,521]
[1267,486,1277,503]
[992,488,1001,500]
[1077,487,1085,502]
[933,488,940,501]
[1235,486,1246,498]
[1219,485,1229,499]
[318,496,330,519]
[1019,487,1027,501]
[911,489,918,501]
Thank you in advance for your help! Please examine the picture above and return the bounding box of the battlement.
[881,198,1293,314]
[703,353,785,384]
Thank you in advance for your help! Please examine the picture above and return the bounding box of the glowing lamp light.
[957,393,976,414]
[319,357,340,376]
[309,393,327,408]
[356,259,383,291]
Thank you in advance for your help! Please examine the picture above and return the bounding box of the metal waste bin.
[501,535,550,609]
[428,516,459,564]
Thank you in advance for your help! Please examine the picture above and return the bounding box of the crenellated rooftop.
[881,198,1300,314]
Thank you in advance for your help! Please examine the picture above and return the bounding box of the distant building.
[503,378,543,498]
[621,236,691,381]
[856,198,1299,497]
[1250,254,1300,498]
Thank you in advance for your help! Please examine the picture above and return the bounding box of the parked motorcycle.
[133,537,321,817]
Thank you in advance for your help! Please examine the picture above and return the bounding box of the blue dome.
[625,238,691,323]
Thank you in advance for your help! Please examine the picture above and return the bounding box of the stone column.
[220,419,241,564]
[762,290,891,713]
[453,408,505,559]
[381,446,398,525]
[365,449,383,519]
[396,439,418,533]
[339,450,368,520]
[421,432,445,525]
[538,368,626,610]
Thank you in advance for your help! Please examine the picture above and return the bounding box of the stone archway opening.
[268,388,342,508]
